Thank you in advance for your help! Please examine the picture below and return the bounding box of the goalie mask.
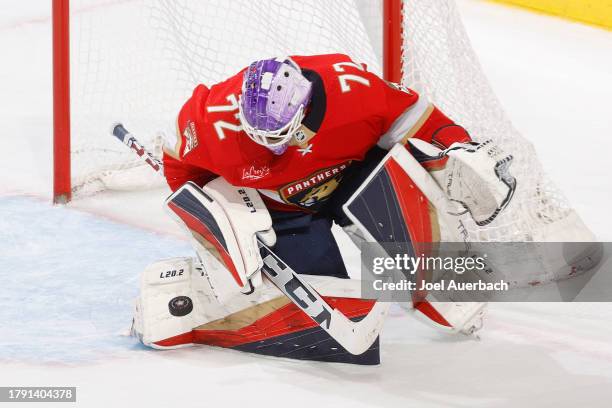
[238,57,312,155]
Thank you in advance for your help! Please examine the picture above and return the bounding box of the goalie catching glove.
[407,138,516,226]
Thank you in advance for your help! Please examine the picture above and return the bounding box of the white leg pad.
[132,257,207,349]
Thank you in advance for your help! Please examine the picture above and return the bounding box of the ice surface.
[0,196,192,363]
[1,0,612,407]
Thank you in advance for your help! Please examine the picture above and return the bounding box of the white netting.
[69,0,592,241]
[70,0,382,195]
[398,0,591,241]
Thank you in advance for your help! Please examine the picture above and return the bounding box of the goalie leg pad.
[411,300,487,335]
[132,258,382,364]
[343,145,488,334]
[165,180,275,298]
[342,145,447,245]
[131,257,203,349]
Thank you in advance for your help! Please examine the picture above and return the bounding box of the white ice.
[1,1,612,407]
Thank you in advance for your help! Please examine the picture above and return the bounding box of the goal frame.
[51,0,403,203]
[53,0,71,204]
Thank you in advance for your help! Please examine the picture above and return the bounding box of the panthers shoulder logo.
[279,162,350,211]
[384,80,413,95]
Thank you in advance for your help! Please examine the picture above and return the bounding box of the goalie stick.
[110,123,389,355]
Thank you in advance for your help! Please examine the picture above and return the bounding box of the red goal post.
[53,0,71,204]
[383,0,403,84]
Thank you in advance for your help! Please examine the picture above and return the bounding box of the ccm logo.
[160,269,185,279]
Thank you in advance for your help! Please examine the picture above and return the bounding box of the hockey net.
[64,0,593,242]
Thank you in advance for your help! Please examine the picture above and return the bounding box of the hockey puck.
[168,296,193,317]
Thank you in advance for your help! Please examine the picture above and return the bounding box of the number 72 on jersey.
[206,62,370,140]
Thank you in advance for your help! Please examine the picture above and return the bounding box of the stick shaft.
[111,123,164,175]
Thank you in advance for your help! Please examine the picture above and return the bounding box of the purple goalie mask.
[238,57,313,154]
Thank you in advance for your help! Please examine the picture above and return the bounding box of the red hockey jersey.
[164,54,423,212]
